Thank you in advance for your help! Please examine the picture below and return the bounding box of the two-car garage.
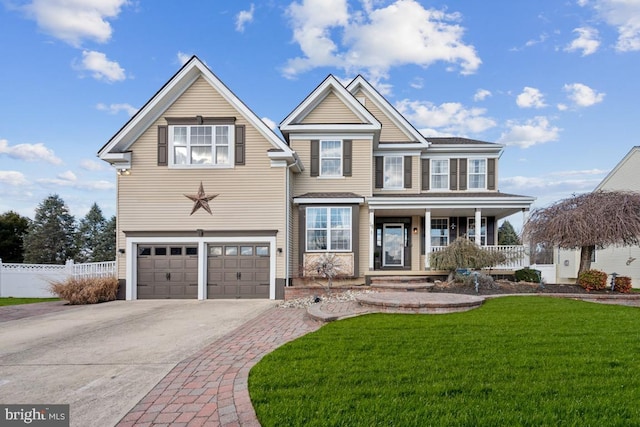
[134,240,272,300]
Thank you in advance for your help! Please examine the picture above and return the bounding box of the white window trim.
[319,139,342,177]
[305,206,352,252]
[383,155,404,190]
[467,158,487,190]
[430,217,449,247]
[430,158,449,191]
[168,124,235,168]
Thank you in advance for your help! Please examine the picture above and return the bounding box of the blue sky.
[1,0,639,231]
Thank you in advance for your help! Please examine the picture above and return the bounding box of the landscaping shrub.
[577,269,607,292]
[430,238,507,271]
[614,276,632,293]
[49,276,119,304]
[515,267,541,283]
[461,272,496,289]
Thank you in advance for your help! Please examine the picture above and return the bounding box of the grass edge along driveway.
[250,297,640,427]
[0,297,59,306]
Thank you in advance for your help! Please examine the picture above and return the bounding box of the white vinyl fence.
[0,259,116,298]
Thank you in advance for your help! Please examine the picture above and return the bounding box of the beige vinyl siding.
[115,76,287,279]
[599,150,640,191]
[353,89,411,142]
[291,139,373,197]
[301,91,364,124]
[358,206,370,276]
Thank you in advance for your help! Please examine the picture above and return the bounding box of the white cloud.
[473,89,491,102]
[283,0,480,85]
[498,116,561,148]
[588,0,640,51]
[396,99,496,135]
[557,103,568,111]
[96,102,137,116]
[549,168,609,176]
[0,171,29,186]
[261,117,277,130]
[177,51,192,65]
[516,87,547,109]
[0,139,63,164]
[23,0,128,47]
[78,50,126,82]
[37,172,115,191]
[80,159,106,171]
[565,27,600,55]
[236,4,255,32]
[409,77,424,89]
[563,83,605,107]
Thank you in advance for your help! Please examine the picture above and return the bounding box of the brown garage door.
[137,245,198,299]
[207,243,270,299]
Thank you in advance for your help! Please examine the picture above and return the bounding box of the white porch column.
[522,208,531,266]
[424,209,431,269]
[475,208,482,245]
[369,209,375,270]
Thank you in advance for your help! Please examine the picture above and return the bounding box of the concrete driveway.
[0,299,276,427]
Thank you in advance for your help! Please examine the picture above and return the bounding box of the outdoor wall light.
[117,168,131,176]
[118,248,125,254]
[413,227,418,234]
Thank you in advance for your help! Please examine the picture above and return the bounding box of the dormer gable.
[279,75,381,142]
[347,75,429,148]
[98,55,300,171]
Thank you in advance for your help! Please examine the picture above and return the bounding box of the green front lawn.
[250,297,640,426]
[0,297,60,306]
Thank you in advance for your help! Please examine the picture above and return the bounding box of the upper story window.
[384,156,403,189]
[320,140,342,177]
[468,159,486,189]
[431,159,449,190]
[306,206,352,251]
[169,125,233,167]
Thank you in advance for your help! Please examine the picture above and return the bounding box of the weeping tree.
[523,190,640,276]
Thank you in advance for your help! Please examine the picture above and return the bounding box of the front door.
[383,224,404,267]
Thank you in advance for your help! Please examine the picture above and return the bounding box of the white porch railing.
[430,245,529,270]
[0,259,116,297]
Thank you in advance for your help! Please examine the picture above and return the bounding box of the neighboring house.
[98,56,535,300]
[556,146,640,286]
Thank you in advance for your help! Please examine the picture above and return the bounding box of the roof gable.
[347,75,428,146]
[98,56,294,163]
[596,146,640,191]
[279,75,381,140]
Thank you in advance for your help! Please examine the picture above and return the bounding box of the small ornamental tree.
[523,191,640,276]
[430,238,507,280]
[304,253,345,294]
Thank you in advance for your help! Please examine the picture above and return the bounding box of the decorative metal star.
[184,182,217,215]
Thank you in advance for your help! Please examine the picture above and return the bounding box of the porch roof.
[293,192,365,204]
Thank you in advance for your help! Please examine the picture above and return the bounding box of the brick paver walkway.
[116,308,321,427]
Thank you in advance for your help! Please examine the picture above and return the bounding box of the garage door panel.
[137,245,198,300]
[207,242,270,299]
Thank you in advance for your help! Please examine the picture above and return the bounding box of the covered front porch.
[367,193,535,274]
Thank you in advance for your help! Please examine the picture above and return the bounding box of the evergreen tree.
[76,203,106,262]
[0,211,31,262]
[90,213,116,262]
[23,195,77,264]
[498,220,521,245]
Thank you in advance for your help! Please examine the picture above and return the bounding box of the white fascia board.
[281,123,380,133]
[373,151,422,157]
[375,143,426,151]
[100,152,132,166]
[288,133,375,141]
[367,196,535,209]
[293,197,365,205]
[347,76,428,145]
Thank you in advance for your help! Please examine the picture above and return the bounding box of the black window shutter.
[235,124,245,165]
[459,159,468,190]
[421,159,430,191]
[310,140,319,177]
[450,159,458,190]
[343,140,352,177]
[375,157,383,188]
[404,156,412,188]
[487,158,496,190]
[157,125,168,166]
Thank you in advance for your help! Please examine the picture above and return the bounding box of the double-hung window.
[320,140,342,177]
[467,217,487,245]
[384,156,403,189]
[170,125,233,167]
[430,218,449,246]
[468,159,486,189]
[431,159,449,190]
[306,207,352,251]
